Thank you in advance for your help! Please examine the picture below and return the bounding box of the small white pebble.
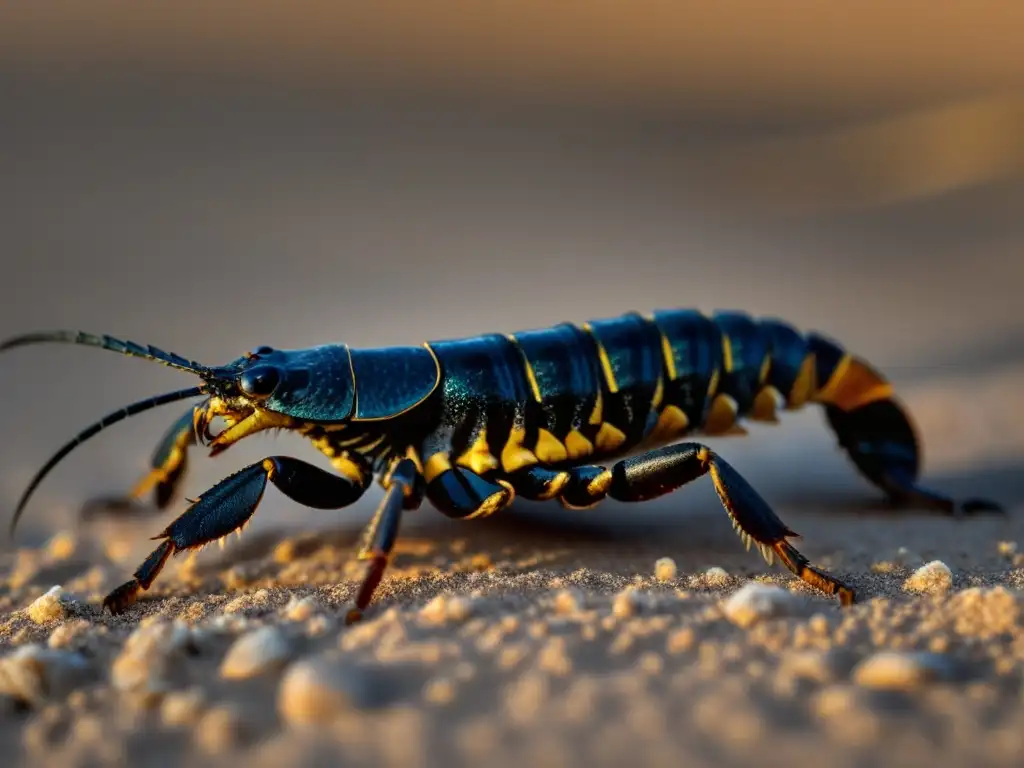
[853,651,956,690]
[111,620,193,695]
[47,620,91,649]
[0,645,92,707]
[27,587,68,624]
[703,567,730,587]
[904,561,953,595]
[419,594,474,624]
[306,615,332,637]
[282,595,320,622]
[278,655,385,723]
[446,596,473,622]
[722,583,808,628]
[996,541,1018,557]
[553,589,583,615]
[194,705,246,754]
[612,587,642,618]
[219,626,293,680]
[780,650,841,684]
[160,688,206,728]
[654,557,678,582]
[207,614,251,634]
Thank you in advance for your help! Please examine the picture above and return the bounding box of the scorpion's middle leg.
[541,442,856,606]
[102,454,371,613]
[344,457,423,624]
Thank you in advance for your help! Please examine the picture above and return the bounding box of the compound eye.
[239,365,281,398]
[249,345,275,358]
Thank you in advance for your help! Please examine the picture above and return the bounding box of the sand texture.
[1,375,1022,768]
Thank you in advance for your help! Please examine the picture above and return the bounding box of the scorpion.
[1,310,1003,621]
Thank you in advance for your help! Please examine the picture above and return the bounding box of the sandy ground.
[1,370,1022,768]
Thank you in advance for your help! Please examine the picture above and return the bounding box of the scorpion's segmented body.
[2,309,1002,620]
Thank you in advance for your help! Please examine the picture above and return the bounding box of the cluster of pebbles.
[1,523,1022,768]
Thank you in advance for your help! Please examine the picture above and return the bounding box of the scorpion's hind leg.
[82,406,199,521]
[554,443,856,606]
[102,455,370,613]
[811,335,1004,517]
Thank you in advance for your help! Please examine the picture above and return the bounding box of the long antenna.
[1,331,211,376]
[9,386,207,536]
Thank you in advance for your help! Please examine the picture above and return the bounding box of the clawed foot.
[952,497,1006,517]
[102,580,141,614]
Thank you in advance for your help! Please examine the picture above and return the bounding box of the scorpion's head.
[197,343,355,454]
[0,331,356,533]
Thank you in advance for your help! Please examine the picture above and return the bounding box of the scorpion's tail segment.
[809,333,1004,516]
[8,386,207,537]
[554,443,855,605]
[825,399,1003,516]
[130,405,201,509]
[0,331,212,376]
[104,455,371,614]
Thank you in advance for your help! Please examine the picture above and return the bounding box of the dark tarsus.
[1,309,1004,620]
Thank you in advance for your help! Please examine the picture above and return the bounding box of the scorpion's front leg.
[102,454,370,613]
[131,405,201,508]
[511,443,856,606]
[83,405,201,520]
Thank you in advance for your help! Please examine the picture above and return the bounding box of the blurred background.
[1,2,1022,546]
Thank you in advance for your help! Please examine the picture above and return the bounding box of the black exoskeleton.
[2,310,1003,620]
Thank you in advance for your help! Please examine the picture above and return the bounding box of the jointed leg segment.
[345,457,422,624]
[554,442,856,605]
[102,455,371,613]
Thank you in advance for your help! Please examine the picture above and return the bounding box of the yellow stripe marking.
[584,324,620,394]
[707,368,721,399]
[814,355,896,411]
[424,452,452,483]
[507,334,543,403]
[787,353,817,409]
[651,375,664,409]
[330,454,367,486]
[759,354,772,385]
[539,472,571,499]
[464,480,514,519]
[455,429,501,476]
[588,469,613,496]
[751,386,781,423]
[501,425,539,473]
[722,334,735,373]
[659,332,678,381]
[359,434,386,453]
[589,389,603,425]
[649,404,690,443]
[703,394,740,435]
[405,446,424,475]
[534,428,568,463]
[564,429,594,460]
[594,422,627,452]
[813,354,852,404]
